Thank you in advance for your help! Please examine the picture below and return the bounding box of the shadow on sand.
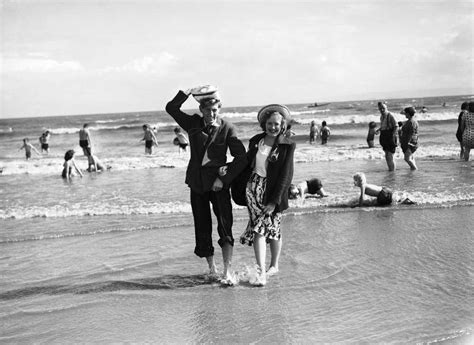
[0,274,218,300]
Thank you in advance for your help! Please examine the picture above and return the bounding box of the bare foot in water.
[220,271,237,286]
[266,266,279,277]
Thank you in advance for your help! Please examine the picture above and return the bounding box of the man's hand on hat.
[184,86,207,96]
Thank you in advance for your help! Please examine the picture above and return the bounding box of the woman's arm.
[267,142,296,207]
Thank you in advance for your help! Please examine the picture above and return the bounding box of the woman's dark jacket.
[247,132,295,212]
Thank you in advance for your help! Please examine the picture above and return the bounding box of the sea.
[1,94,473,344]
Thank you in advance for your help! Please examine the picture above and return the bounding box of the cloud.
[2,57,84,73]
[101,52,178,75]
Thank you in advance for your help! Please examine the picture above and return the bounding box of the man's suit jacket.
[166,91,247,194]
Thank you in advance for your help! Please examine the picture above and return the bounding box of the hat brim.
[257,104,291,124]
[194,91,220,104]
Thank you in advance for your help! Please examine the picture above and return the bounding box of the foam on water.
[0,200,193,220]
[0,151,190,175]
[1,186,472,221]
[1,142,465,176]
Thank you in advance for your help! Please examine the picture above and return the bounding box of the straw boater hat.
[193,85,220,104]
[257,104,291,125]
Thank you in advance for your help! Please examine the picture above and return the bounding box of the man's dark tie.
[204,125,214,135]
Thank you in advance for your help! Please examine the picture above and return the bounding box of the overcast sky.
[1,0,472,118]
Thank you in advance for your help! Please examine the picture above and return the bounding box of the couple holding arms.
[165,85,295,286]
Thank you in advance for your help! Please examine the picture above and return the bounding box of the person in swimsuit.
[376,102,398,171]
[352,172,393,207]
[284,124,296,139]
[367,121,378,148]
[309,121,318,144]
[141,124,158,154]
[400,107,419,170]
[62,150,83,181]
[173,127,189,153]
[288,178,328,201]
[87,154,107,172]
[79,124,92,157]
[19,138,40,160]
[320,121,331,145]
[39,130,51,154]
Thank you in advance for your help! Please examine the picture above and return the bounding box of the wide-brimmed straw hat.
[257,104,291,125]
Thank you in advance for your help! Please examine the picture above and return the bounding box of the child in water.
[141,124,159,154]
[87,154,107,172]
[320,121,331,145]
[309,121,318,144]
[284,124,296,139]
[397,121,404,142]
[39,130,51,154]
[19,138,40,160]
[62,150,83,181]
[289,178,328,200]
[352,172,393,207]
[367,121,378,148]
[173,127,189,153]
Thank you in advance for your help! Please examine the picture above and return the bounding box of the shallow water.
[1,93,473,343]
[1,206,472,343]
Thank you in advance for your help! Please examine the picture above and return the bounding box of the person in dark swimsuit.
[79,124,92,156]
[376,102,398,171]
[62,150,83,181]
[39,130,51,154]
[288,178,328,200]
[353,172,393,207]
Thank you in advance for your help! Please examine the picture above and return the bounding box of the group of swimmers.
[19,122,189,181]
[62,124,107,181]
[309,120,331,145]
[19,130,51,160]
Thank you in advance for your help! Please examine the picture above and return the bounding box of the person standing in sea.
[309,120,318,144]
[39,130,51,154]
[400,107,419,170]
[141,124,158,155]
[456,102,468,159]
[79,124,93,157]
[460,101,474,161]
[239,104,295,286]
[165,85,247,285]
[376,102,398,171]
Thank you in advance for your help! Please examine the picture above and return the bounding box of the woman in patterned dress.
[240,104,295,286]
[456,102,469,159]
[461,101,474,161]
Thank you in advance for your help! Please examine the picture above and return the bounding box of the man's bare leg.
[221,243,236,284]
[206,255,217,275]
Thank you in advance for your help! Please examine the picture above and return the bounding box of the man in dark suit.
[165,86,247,284]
